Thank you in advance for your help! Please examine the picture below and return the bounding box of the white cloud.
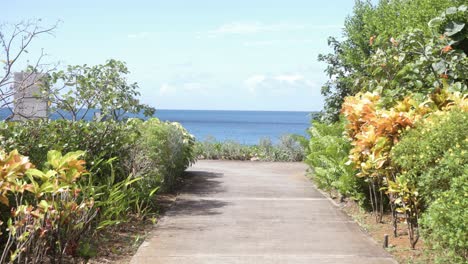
[244,75,266,94]
[244,73,317,95]
[274,74,304,83]
[210,22,306,35]
[183,82,201,91]
[242,39,318,47]
[159,83,176,95]
[158,82,209,96]
[245,74,266,86]
[182,82,209,95]
[203,22,342,38]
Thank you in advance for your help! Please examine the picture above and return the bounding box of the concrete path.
[131,161,396,264]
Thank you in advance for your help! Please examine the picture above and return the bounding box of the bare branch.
[0,20,58,117]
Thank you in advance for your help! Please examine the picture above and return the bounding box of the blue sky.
[4,0,356,111]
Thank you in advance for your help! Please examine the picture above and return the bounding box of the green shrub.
[219,140,252,160]
[136,119,196,191]
[194,135,306,162]
[0,118,195,190]
[391,109,467,258]
[421,173,468,263]
[194,136,223,160]
[257,137,274,158]
[306,120,365,202]
[318,0,467,121]
[0,118,196,230]
[277,134,306,162]
[0,120,135,183]
[392,110,468,204]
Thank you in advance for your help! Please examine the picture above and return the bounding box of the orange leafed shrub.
[0,150,34,206]
[341,92,420,178]
[341,89,466,178]
[0,149,97,263]
[341,89,467,246]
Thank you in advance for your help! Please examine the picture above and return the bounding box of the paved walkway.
[131,161,396,264]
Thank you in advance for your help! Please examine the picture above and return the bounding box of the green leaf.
[26,168,45,179]
[62,150,85,162]
[38,200,50,210]
[444,21,465,37]
[445,7,458,15]
[149,187,160,197]
[432,61,447,74]
[428,17,444,28]
[47,150,62,167]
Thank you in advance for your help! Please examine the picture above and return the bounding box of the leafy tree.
[429,4,468,54]
[357,27,468,106]
[43,59,155,121]
[319,0,464,122]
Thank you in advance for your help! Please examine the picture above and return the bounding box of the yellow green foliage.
[0,150,33,206]
[0,149,96,263]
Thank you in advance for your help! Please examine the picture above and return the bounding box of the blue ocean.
[155,110,313,145]
[0,109,313,145]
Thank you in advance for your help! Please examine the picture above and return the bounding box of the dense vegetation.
[394,110,467,262]
[0,118,195,263]
[319,0,467,122]
[195,134,307,162]
[0,27,195,261]
[308,1,467,262]
[2,1,467,262]
[306,120,365,202]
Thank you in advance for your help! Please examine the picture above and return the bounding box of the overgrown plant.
[318,0,466,121]
[0,150,97,263]
[194,134,306,162]
[306,120,364,202]
[420,174,467,263]
[0,117,197,262]
[392,109,467,256]
[342,89,466,248]
[136,119,196,191]
[341,92,418,225]
[308,1,468,259]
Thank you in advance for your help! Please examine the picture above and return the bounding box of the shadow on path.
[167,199,229,217]
[181,170,225,195]
[166,170,229,217]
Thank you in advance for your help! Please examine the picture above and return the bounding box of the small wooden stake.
[383,234,389,248]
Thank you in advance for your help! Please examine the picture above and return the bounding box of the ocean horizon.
[155,109,314,145]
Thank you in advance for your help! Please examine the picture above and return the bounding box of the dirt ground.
[336,197,435,264]
[86,194,178,264]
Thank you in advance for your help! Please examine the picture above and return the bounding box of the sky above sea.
[4,0,359,111]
